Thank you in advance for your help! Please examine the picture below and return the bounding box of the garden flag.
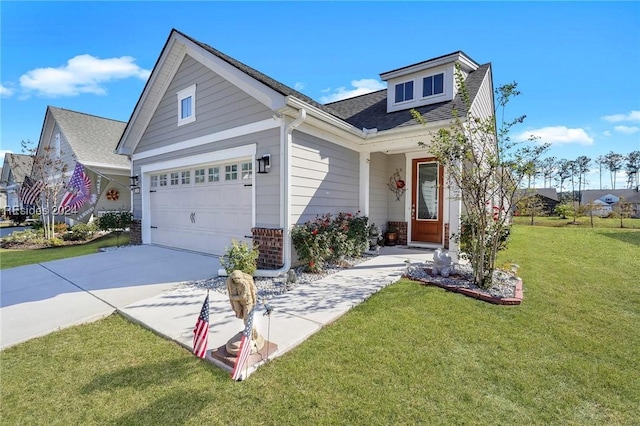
[59,162,110,223]
[19,176,44,206]
[193,292,210,358]
[231,307,255,381]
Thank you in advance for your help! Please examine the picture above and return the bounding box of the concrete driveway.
[0,245,219,350]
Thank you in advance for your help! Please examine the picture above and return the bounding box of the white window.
[177,84,196,126]
[225,164,238,181]
[170,172,179,185]
[181,170,191,185]
[241,162,252,180]
[195,169,205,184]
[150,175,158,188]
[208,167,220,182]
[159,174,167,187]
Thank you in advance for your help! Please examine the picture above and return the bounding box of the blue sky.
[1,1,639,188]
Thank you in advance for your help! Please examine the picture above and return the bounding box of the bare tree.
[596,155,606,190]
[538,156,556,188]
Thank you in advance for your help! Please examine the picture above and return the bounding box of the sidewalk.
[119,247,434,380]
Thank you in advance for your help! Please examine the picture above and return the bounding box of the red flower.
[312,229,318,235]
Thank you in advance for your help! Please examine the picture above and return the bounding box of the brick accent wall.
[130,219,142,245]
[444,223,450,249]
[252,228,284,270]
[387,221,408,245]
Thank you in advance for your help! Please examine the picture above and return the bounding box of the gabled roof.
[326,64,491,132]
[516,187,559,202]
[46,107,129,168]
[0,153,33,184]
[581,189,638,204]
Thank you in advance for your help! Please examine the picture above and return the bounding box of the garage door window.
[159,174,167,186]
[241,162,252,180]
[151,175,158,188]
[170,172,179,185]
[225,164,238,181]
[195,169,205,183]
[208,167,219,182]
[181,170,191,185]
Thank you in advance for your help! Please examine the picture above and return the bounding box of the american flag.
[19,176,44,206]
[193,293,210,358]
[231,307,255,381]
[59,162,92,210]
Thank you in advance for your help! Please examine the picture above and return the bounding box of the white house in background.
[34,106,132,224]
[581,189,640,218]
[0,153,34,212]
[115,29,495,274]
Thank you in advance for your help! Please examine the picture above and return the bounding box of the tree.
[604,151,624,189]
[555,159,572,199]
[624,150,640,189]
[574,155,591,208]
[539,156,557,188]
[596,155,606,190]
[518,193,546,225]
[21,139,69,241]
[413,70,548,288]
[612,197,632,228]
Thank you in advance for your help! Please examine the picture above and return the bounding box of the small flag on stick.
[231,307,255,381]
[193,292,209,358]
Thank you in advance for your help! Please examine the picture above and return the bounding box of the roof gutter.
[254,108,307,278]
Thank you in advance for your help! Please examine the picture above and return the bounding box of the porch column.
[447,186,461,262]
[359,152,370,216]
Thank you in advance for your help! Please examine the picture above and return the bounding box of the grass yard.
[512,215,640,229]
[1,226,639,424]
[0,232,130,269]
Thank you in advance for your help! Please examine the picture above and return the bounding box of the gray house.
[0,153,34,212]
[35,106,131,224]
[116,29,495,274]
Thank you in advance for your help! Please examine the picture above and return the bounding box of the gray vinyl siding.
[387,154,405,225]
[136,55,274,153]
[132,128,280,227]
[368,152,389,230]
[290,131,359,225]
[469,69,493,121]
[94,175,131,214]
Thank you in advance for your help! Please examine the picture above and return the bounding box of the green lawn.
[513,215,640,228]
[1,226,639,424]
[0,232,130,269]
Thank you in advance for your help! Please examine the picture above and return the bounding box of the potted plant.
[385,224,397,246]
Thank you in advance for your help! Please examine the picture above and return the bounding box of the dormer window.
[177,84,196,126]
[423,73,444,97]
[394,81,414,103]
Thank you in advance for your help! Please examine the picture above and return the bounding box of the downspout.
[254,108,307,278]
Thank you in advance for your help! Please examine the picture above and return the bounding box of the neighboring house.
[581,189,640,218]
[0,153,34,212]
[116,29,495,272]
[0,167,5,212]
[34,106,131,224]
[516,188,559,215]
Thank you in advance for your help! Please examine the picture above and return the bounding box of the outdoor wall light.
[129,175,139,188]
[256,154,271,174]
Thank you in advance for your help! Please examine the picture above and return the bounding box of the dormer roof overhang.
[380,51,479,81]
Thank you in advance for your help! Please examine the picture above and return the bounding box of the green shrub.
[291,212,370,273]
[221,239,259,276]
[1,229,46,247]
[54,223,69,235]
[62,223,97,241]
[48,237,64,247]
[97,211,133,232]
[554,203,574,219]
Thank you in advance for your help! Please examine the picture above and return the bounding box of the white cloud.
[0,83,14,98]
[515,126,594,145]
[293,82,306,91]
[19,54,151,97]
[601,110,640,123]
[602,130,612,137]
[319,78,386,104]
[613,125,640,134]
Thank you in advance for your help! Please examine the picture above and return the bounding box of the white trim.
[140,143,257,245]
[359,152,370,216]
[392,79,415,105]
[177,84,196,126]
[132,118,280,161]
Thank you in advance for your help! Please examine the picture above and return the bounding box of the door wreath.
[106,189,120,201]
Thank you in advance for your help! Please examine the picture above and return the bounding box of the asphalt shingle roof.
[48,107,129,168]
[326,64,491,131]
[2,153,33,183]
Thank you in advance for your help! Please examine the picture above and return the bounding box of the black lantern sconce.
[129,175,140,193]
[256,154,271,174]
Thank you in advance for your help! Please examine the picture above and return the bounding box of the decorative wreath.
[106,189,119,201]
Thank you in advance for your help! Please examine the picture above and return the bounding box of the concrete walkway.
[1,244,434,380]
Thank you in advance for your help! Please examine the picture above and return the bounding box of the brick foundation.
[130,219,142,245]
[252,227,284,270]
[444,223,450,249]
[387,221,408,245]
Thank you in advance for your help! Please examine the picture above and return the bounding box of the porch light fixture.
[256,154,271,174]
[129,175,139,188]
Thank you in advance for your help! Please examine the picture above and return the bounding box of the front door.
[411,158,443,244]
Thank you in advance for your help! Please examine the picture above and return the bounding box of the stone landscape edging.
[409,275,523,305]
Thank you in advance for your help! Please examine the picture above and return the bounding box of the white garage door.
[149,160,253,255]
